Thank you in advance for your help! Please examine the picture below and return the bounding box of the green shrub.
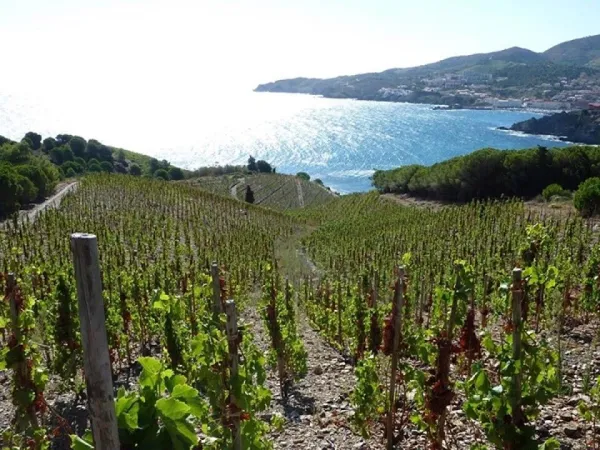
[15,163,55,200]
[542,183,569,201]
[17,175,38,204]
[154,169,170,180]
[62,161,84,174]
[296,172,310,181]
[574,177,600,217]
[88,162,102,173]
[65,168,77,178]
[0,164,24,216]
[100,161,114,173]
[130,163,142,176]
[168,167,184,180]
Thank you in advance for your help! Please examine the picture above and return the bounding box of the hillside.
[544,34,600,68]
[188,172,336,210]
[510,109,600,144]
[256,34,600,107]
[3,172,600,450]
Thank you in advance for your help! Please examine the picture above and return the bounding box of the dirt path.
[244,296,381,450]
[230,177,245,200]
[15,181,78,224]
[296,179,305,208]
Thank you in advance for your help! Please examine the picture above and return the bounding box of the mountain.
[256,34,600,106]
[543,34,600,68]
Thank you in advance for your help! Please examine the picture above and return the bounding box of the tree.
[23,132,42,150]
[130,164,142,176]
[168,167,184,181]
[116,149,126,163]
[0,142,32,164]
[245,185,255,204]
[314,178,324,186]
[69,136,87,158]
[42,137,57,153]
[248,156,257,172]
[86,139,113,162]
[149,158,161,174]
[65,167,77,178]
[574,177,600,217]
[0,135,13,147]
[55,134,73,146]
[88,162,102,173]
[0,164,24,216]
[100,161,114,173]
[154,169,170,180]
[256,160,273,173]
[17,175,38,204]
[296,172,310,181]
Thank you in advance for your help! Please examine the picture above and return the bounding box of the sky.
[0,0,598,98]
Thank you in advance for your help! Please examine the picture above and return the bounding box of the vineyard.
[189,173,335,210]
[1,174,600,449]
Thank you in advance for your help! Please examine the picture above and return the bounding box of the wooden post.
[387,267,405,450]
[211,262,223,319]
[511,268,523,428]
[70,233,120,450]
[224,300,241,450]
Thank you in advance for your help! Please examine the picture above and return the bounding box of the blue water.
[0,90,567,193]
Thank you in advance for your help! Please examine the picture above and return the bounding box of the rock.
[313,365,324,375]
[559,411,573,422]
[563,424,583,439]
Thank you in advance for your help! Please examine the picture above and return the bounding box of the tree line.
[372,145,600,202]
[0,132,184,217]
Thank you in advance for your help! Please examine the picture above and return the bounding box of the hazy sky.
[1,0,598,97]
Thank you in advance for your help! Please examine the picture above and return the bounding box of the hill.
[544,34,600,68]
[188,172,336,210]
[256,34,600,107]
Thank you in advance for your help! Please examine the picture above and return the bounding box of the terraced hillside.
[188,172,336,210]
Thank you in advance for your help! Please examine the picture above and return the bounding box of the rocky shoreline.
[504,109,600,145]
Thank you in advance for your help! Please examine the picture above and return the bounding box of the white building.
[486,98,523,108]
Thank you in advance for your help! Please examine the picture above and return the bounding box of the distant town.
[381,71,600,111]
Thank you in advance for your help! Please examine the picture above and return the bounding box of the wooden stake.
[387,267,405,450]
[224,299,241,450]
[70,233,120,450]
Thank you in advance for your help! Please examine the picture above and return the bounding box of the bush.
[542,183,569,201]
[88,162,102,173]
[65,168,77,178]
[154,169,170,180]
[296,172,310,181]
[314,179,324,186]
[15,162,57,200]
[0,164,24,216]
[574,177,600,217]
[100,161,114,173]
[17,175,38,204]
[130,163,142,176]
[168,167,184,181]
[62,161,84,174]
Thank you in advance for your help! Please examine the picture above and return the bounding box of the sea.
[0,90,568,193]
